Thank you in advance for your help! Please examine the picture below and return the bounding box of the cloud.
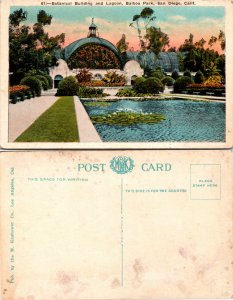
[169,15,187,22]
[198,17,224,27]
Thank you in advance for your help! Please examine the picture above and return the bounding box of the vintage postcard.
[0,150,232,299]
[0,0,233,149]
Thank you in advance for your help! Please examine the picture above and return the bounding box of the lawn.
[15,96,79,142]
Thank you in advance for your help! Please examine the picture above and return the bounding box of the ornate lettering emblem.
[110,156,134,174]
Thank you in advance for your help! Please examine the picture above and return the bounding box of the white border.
[1,0,233,149]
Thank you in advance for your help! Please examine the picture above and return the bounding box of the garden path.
[9,95,59,142]
[74,96,102,142]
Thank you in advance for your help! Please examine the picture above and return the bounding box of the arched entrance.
[54,75,63,88]
[94,73,103,80]
[123,60,144,85]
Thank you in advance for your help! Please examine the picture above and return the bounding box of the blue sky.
[11,6,224,23]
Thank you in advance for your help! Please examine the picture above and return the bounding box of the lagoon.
[82,99,225,142]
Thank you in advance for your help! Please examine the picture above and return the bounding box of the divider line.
[121,178,124,287]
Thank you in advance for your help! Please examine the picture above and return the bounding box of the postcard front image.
[0,0,232,149]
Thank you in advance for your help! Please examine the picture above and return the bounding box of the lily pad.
[91,111,166,126]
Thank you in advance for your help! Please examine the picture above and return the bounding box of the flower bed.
[80,81,125,87]
[185,84,225,96]
[9,85,30,94]
[187,83,224,89]
[9,85,34,104]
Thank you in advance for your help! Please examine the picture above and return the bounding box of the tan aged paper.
[0,0,233,149]
[0,150,232,299]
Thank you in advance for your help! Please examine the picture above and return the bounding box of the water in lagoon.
[82,99,225,142]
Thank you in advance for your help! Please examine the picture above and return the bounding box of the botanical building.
[50,19,180,87]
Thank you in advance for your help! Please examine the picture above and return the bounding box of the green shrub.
[25,90,32,99]
[10,91,26,102]
[56,76,79,96]
[77,86,105,98]
[18,91,26,101]
[171,70,179,80]
[143,77,164,94]
[150,70,165,80]
[20,76,42,97]
[11,94,18,104]
[133,77,164,94]
[133,77,146,93]
[116,88,137,97]
[194,70,205,84]
[183,70,191,78]
[134,77,164,94]
[173,76,194,93]
[26,70,53,89]
[43,74,53,89]
[31,90,36,98]
[161,76,174,86]
[35,75,49,91]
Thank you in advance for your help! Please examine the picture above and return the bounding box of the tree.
[178,33,224,78]
[178,33,194,52]
[167,46,177,52]
[37,10,52,25]
[9,9,65,85]
[182,48,197,71]
[145,27,169,54]
[194,38,206,49]
[208,35,218,48]
[129,7,169,55]
[116,34,129,53]
[116,34,129,63]
[208,30,225,51]
[215,54,225,77]
[140,7,156,26]
[218,30,225,51]
[130,7,156,51]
